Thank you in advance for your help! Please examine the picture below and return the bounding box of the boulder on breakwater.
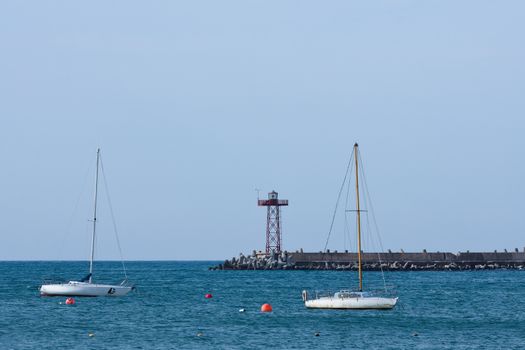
[210,249,525,271]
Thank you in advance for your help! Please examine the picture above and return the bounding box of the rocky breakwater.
[211,251,296,270]
[210,249,525,271]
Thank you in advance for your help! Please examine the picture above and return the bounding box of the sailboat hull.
[305,296,398,310]
[40,281,132,297]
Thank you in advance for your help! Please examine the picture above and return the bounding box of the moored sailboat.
[40,149,133,297]
[303,143,398,309]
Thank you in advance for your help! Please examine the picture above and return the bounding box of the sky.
[0,1,524,260]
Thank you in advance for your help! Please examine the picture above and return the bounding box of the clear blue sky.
[1,1,524,260]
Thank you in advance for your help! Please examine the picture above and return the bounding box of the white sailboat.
[303,143,398,309]
[40,149,133,297]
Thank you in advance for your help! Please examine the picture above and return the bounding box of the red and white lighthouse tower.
[258,191,288,255]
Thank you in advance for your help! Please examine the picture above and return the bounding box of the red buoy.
[260,303,272,312]
[65,297,75,305]
[205,293,213,299]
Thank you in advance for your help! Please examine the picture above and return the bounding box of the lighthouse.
[258,191,288,255]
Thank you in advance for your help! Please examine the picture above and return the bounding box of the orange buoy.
[260,303,272,312]
[65,297,75,305]
[205,293,213,299]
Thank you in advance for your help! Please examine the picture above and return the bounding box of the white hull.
[305,295,398,309]
[40,281,132,297]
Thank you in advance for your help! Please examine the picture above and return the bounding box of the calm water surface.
[0,261,524,349]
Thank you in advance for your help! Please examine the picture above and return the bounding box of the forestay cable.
[324,151,354,252]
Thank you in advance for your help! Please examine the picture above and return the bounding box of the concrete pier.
[210,249,525,271]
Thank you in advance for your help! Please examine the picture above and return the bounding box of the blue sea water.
[1,261,524,349]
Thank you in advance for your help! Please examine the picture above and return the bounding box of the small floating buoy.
[315,332,320,337]
[88,333,95,337]
[239,308,246,313]
[260,303,272,312]
[197,332,203,337]
[412,332,418,337]
[65,297,75,305]
[205,293,213,299]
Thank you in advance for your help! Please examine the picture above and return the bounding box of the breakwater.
[211,249,525,271]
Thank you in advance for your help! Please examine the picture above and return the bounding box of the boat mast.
[354,143,363,292]
[89,148,100,283]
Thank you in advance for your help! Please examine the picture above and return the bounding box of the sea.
[1,261,524,349]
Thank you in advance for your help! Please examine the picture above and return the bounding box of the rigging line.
[56,157,94,261]
[343,163,353,249]
[324,150,354,252]
[357,153,382,260]
[85,219,92,272]
[364,200,387,292]
[358,149,388,293]
[343,213,353,252]
[343,215,347,251]
[358,149,386,253]
[354,209,359,289]
[99,154,128,280]
[359,185,377,289]
[343,159,355,252]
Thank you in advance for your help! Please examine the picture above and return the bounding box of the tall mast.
[89,148,100,283]
[354,143,363,292]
